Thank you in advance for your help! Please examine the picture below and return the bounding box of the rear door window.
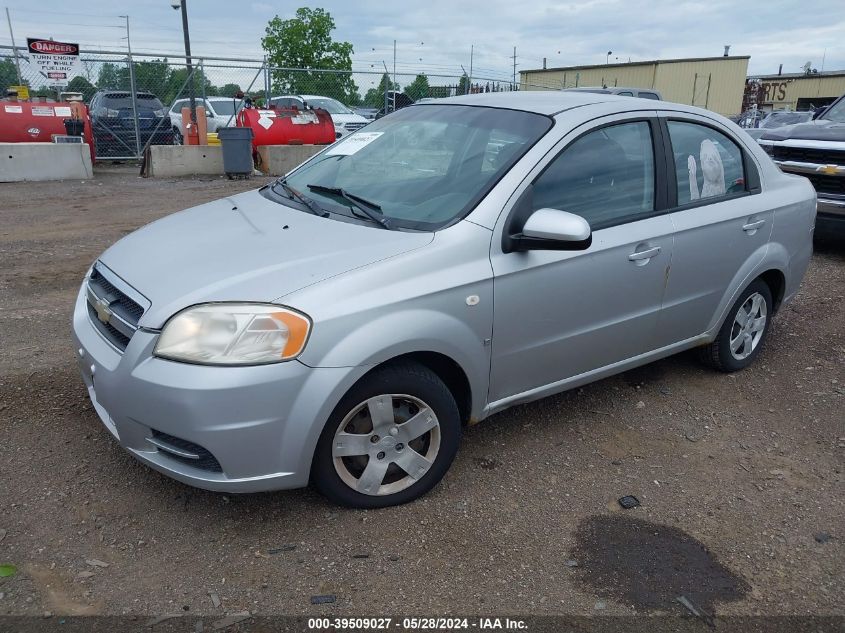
[667,121,746,205]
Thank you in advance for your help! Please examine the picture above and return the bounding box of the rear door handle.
[742,219,766,233]
[628,246,661,261]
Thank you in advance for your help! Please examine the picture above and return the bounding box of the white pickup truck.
[758,93,845,237]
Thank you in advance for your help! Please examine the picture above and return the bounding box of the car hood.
[760,118,845,142]
[99,188,433,328]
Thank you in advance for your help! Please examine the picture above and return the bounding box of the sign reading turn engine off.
[26,38,81,83]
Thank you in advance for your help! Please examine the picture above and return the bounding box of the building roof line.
[521,55,751,75]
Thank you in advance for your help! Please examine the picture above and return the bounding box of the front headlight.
[154,303,311,365]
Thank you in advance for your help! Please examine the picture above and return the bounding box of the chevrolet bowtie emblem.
[818,164,839,175]
[94,297,113,324]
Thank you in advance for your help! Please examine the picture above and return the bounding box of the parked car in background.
[565,86,662,100]
[269,95,369,139]
[73,92,814,508]
[745,111,813,140]
[354,107,379,121]
[375,90,415,118]
[759,93,845,236]
[89,90,172,157]
[168,96,244,144]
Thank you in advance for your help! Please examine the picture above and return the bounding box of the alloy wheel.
[332,394,441,496]
[729,292,767,360]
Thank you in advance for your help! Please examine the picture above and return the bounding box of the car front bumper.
[71,281,363,493]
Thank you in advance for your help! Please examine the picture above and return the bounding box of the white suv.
[269,94,369,139]
[168,97,243,143]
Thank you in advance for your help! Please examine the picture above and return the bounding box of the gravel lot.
[0,165,842,620]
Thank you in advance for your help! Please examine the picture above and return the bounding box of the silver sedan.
[72,91,816,507]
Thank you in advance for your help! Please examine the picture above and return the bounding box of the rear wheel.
[172,127,183,145]
[699,279,772,372]
[312,362,461,508]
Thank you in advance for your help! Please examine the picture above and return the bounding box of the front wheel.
[699,279,773,372]
[312,362,461,508]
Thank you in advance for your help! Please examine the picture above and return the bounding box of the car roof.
[421,90,680,115]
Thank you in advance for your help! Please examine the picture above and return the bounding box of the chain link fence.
[1,45,518,160]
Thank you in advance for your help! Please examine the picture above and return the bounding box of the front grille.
[86,265,146,352]
[345,122,367,132]
[87,301,131,349]
[773,145,845,165]
[150,430,223,472]
[802,173,845,196]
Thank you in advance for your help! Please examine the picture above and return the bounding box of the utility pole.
[4,8,23,86]
[469,44,474,92]
[121,15,142,157]
[179,0,196,123]
[511,46,518,89]
[393,39,397,99]
[382,60,390,114]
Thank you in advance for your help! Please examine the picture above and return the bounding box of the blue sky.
[3,0,844,81]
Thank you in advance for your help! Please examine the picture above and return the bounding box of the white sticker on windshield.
[325,131,383,156]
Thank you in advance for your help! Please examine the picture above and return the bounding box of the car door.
[488,114,674,403]
[652,113,771,346]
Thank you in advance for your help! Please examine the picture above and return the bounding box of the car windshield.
[208,99,239,115]
[762,112,811,128]
[821,98,845,123]
[279,104,552,230]
[103,93,163,110]
[304,97,353,115]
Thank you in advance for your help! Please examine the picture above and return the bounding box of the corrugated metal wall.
[754,74,845,110]
[521,57,749,116]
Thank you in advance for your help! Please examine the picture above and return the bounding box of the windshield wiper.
[271,180,329,217]
[306,184,391,229]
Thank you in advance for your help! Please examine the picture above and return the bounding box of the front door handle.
[742,219,766,234]
[628,245,661,262]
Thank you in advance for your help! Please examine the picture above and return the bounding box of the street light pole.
[606,50,612,65]
[177,0,196,123]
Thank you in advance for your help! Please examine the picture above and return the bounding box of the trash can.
[217,126,254,178]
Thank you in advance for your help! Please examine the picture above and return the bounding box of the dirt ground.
[0,165,842,621]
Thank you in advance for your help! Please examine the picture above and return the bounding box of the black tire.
[172,127,183,145]
[699,279,773,372]
[311,361,461,508]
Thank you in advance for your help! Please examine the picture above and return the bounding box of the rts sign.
[26,38,81,84]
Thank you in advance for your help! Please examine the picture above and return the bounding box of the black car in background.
[89,90,173,157]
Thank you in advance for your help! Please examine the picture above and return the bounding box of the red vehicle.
[0,99,95,161]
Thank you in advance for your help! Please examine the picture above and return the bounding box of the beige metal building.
[520,56,750,116]
[747,71,845,112]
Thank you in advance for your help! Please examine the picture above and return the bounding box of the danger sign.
[27,38,81,83]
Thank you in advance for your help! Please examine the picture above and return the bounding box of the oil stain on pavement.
[573,515,749,613]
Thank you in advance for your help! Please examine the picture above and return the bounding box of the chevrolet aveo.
[73,92,816,508]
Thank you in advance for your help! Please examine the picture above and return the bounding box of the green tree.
[97,62,125,90]
[405,74,430,102]
[363,73,399,108]
[164,66,215,104]
[457,72,470,95]
[129,59,170,96]
[217,83,242,98]
[261,7,359,105]
[67,75,97,101]
[0,58,21,95]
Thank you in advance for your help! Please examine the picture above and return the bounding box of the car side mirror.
[812,106,828,120]
[508,208,592,252]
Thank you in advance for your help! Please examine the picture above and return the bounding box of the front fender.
[301,308,491,419]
